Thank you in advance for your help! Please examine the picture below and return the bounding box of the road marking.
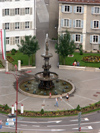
[20,124,27,127]
[32,125,40,127]
[47,121,100,127]
[62,99,74,109]
[74,94,98,102]
[72,126,93,130]
[70,118,89,122]
[18,97,29,103]
[51,129,65,131]
[18,120,62,124]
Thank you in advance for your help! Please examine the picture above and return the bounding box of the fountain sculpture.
[35,41,58,89]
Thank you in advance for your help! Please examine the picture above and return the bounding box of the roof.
[58,0,100,4]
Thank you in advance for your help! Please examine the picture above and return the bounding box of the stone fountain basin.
[35,72,58,81]
[19,77,75,98]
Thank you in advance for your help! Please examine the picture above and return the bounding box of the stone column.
[18,60,21,71]
[6,61,8,72]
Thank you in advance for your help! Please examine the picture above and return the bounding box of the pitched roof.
[58,0,100,4]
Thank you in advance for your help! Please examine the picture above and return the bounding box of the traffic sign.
[7,118,16,122]
[5,122,14,126]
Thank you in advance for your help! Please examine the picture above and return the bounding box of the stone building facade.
[58,0,100,51]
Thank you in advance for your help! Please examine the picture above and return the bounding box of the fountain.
[35,41,58,90]
[19,35,75,97]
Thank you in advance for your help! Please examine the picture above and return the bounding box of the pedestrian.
[60,94,62,101]
[77,61,80,66]
[49,92,51,98]
[66,93,69,101]
[55,97,59,107]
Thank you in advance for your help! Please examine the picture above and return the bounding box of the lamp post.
[5,65,31,133]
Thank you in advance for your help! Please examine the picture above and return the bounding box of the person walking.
[66,93,69,101]
[55,97,59,107]
[60,94,62,101]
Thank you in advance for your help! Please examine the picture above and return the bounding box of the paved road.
[1,111,100,132]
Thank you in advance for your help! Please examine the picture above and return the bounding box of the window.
[93,36,98,43]
[15,37,19,44]
[74,20,83,28]
[25,21,29,28]
[90,35,100,44]
[64,19,69,27]
[76,20,81,28]
[92,6,100,14]
[94,21,99,29]
[76,34,81,42]
[73,34,83,43]
[62,5,72,13]
[6,37,9,44]
[25,8,29,14]
[15,8,19,15]
[5,23,9,30]
[91,20,100,29]
[15,22,19,29]
[74,6,83,13]
[5,9,9,15]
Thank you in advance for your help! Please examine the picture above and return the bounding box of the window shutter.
[10,23,12,31]
[2,23,5,29]
[30,8,32,15]
[73,20,75,28]
[70,6,72,13]
[13,37,15,45]
[61,19,64,27]
[91,7,94,14]
[69,19,72,28]
[99,36,100,44]
[2,9,5,16]
[23,22,25,30]
[61,5,65,12]
[99,21,100,29]
[73,34,75,41]
[20,8,23,15]
[81,34,83,43]
[82,6,84,13]
[91,21,93,29]
[90,35,92,43]
[13,9,15,16]
[81,20,83,28]
[23,8,25,15]
[74,6,76,13]
[30,22,32,29]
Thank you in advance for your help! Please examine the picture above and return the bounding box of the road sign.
[5,122,14,126]
[7,118,16,122]
[0,125,2,129]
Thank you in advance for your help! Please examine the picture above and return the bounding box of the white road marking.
[18,120,62,124]
[70,118,89,122]
[20,124,27,127]
[51,129,65,131]
[74,94,98,102]
[32,125,40,127]
[62,99,74,109]
[72,126,93,130]
[18,97,29,103]
[47,121,100,127]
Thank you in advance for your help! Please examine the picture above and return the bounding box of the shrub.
[11,49,17,55]
[76,105,81,111]
[4,104,10,110]
[7,56,14,62]
[79,44,83,55]
[21,59,23,65]
[40,109,44,114]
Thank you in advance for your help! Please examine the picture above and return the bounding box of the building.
[0,0,36,51]
[58,0,100,51]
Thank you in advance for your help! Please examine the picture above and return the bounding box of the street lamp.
[5,65,31,133]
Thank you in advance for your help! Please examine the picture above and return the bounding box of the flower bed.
[83,55,100,63]
[7,56,14,63]
[0,101,100,117]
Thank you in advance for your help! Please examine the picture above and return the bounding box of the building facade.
[58,0,100,51]
[0,0,36,51]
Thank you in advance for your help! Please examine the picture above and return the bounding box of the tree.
[55,30,76,64]
[79,44,83,55]
[18,35,39,65]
